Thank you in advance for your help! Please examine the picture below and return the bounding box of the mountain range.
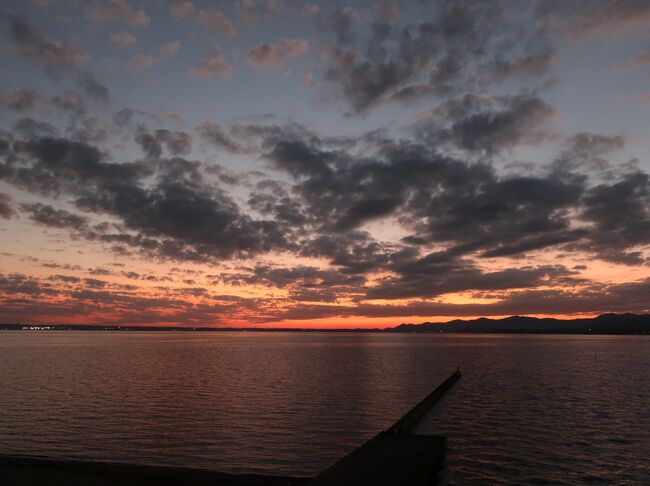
[390,313,650,334]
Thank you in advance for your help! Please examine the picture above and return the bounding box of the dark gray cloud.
[50,92,87,115]
[221,264,366,303]
[5,18,109,104]
[2,112,649,272]
[264,137,336,178]
[21,202,88,229]
[553,133,625,173]
[0,273,58,296]
[391,55,464,102]
[75,70,110,103]
[135,128,192,157]
[13,117,57,137]
[156,129,192,156]
[416,94,556,154]
[1,135,294,261]
[113,108,136,126]
[134,130,162,158]
[2,136,143,196]
[84,277,108,288]
[8,17,88,65]
[319,2,552,113]
[365,255,578,300]
[573,172,650,264]
[322,6,356,45]
[252,129,586,265]
[196,120,242,154]
[76,178,292,260]
[49,274,82,283]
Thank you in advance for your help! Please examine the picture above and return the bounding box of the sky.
[1,0,650,328]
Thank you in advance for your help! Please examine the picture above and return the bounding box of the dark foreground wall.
[0,455,308,486]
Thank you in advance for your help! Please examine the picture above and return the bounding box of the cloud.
[8,17,88,65]
[49,275,82,283]
[323,6,356,45]
[221,264,365,303]
[195,8,237,37]
[130,53,159,71]
[0,273,59,296]
[302,73,314,87]
[263,136,335,178]
[155,130,193,156]
[75,71,110,103]
[415,94,557,154]
[247,38,309,69]
[28,0,58,8]
[135,129,193,157]
[574,172,650,265]
[196,120,241,154]
[85,0,150,28]
[153,112,185,124]
[189,45,233,78]
[273,278,650,320]
[446,95,555,153]
[0,89,41,111]
[134,130,162,158]
[536,0,650,40]
[160,41,182,57]
[0,271,260,325]
[373,2,399,23]
[319,2,552,113]
[169,0,196,21]
[1,136,292,262]
[2,136,144,196]
[50,92,87,115]
[109,31,137,48]
[552,132,625,173]
[76,178,291,260]
[249,124,589,264]
[366,260,577,300]
[0,89,87,116]
[13,117,57,137]
[491,50,556,80]
[21,202,88,229]
[6,19,109,103]
[0,193,17,219]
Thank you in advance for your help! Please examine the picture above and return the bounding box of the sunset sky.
[1,0,650,328]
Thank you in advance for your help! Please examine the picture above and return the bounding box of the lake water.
[0,332,648,484]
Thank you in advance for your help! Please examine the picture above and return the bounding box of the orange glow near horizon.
[3,244,649,329]
[1,220,649,329]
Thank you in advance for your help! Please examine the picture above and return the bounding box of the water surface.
[0,332,648,484]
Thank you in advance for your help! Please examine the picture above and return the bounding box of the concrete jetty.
[306,369,461,486]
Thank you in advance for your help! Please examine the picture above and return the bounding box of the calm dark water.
[0,332,648,484]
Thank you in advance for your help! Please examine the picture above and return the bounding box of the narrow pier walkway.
[306,369,461,486]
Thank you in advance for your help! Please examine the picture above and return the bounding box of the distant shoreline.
[2,313,649,335]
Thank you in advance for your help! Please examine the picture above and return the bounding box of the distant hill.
[390,313,650,334]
